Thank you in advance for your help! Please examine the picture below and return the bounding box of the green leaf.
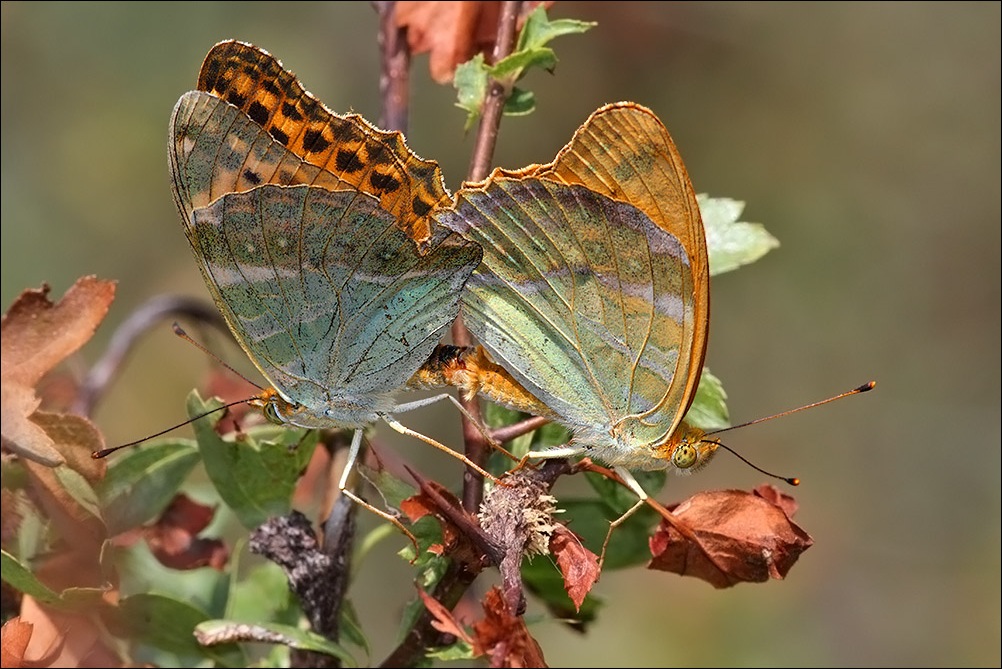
[187,390,317,529]
[1,549,108,609]
[112,541,230,617]
[699,194,780,276]
[194,619,357,666]
[502,87,537,116]
[685,367,730,430]
[1,549,61,604]
[426,639,476,662]
[225,561,299,627]
[454,54,489,130]
[489,47,557,81]
[559,496,659,571]
[102,593,245,666]
[53,465,103,523]
[515,7,596,52]
[97,439,199,535]
[453,6,595,127]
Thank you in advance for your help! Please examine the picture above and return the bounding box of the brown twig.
[453,0,524,515]
[373,1,410,133]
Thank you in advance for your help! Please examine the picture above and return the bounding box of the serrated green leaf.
[187,390,317,529]
[97,440,199,535]
[516,7,596,52]
[685,367,730,430]
[699,194,780,276]
[194,619,357,666]
[489,47,557,81]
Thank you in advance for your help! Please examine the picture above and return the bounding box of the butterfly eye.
[671,439,700,469]
[262,399,286,426]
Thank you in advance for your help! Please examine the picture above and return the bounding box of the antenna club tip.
[91,449,109,459]
[859,381,876,392]
[788,477,801,486]
[172,322,186,335]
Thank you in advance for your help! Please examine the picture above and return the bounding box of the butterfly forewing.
[195,40,450,249]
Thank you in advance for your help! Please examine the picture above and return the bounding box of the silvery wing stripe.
[192,184,478,425]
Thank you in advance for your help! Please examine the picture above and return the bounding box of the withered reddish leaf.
[1,277,116,467]
[400,492,437,524]
[754,483,800,518]
[648,489,813,589]
[397,1,553,83]
[144,494,228,570]
[1,617,33,668]
[400,480,468,549]
[417,588,474,645]
[471,586,546,668]
[549,525,599,613]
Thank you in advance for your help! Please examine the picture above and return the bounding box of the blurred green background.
[2,2,998,666]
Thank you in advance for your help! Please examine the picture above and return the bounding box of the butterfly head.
[653,422,719,474]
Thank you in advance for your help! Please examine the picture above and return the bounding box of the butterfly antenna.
[172,322,263,390]
[705,439,801,486]
[91,396,258,458]
[707,381,875,437]
[701,381,875,486]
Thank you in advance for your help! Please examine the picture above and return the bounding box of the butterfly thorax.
[577,418,718,472]
[252,387,389,430]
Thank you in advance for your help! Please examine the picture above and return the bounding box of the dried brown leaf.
[648,488,813,588]
[417,588,474,645]
[1,277,116,467]
[1,617,33,668]
[471,586,546,668]
[549,525,599,612]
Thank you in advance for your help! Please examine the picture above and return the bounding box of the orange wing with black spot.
[186,40,450,250]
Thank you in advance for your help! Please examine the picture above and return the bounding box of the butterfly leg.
[510,444,587,474]
[337,427,420,554]
[596,466,650,568]
[379,402,508,486]
[392,393,515,459]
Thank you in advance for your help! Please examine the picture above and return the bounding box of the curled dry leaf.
[417,588,475,646]
[648,487,813,589]
[1,276,116,467]
[396,1,553,83]
[471,586,547,668]
[0,617,33,668]
[549,525,599,613]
